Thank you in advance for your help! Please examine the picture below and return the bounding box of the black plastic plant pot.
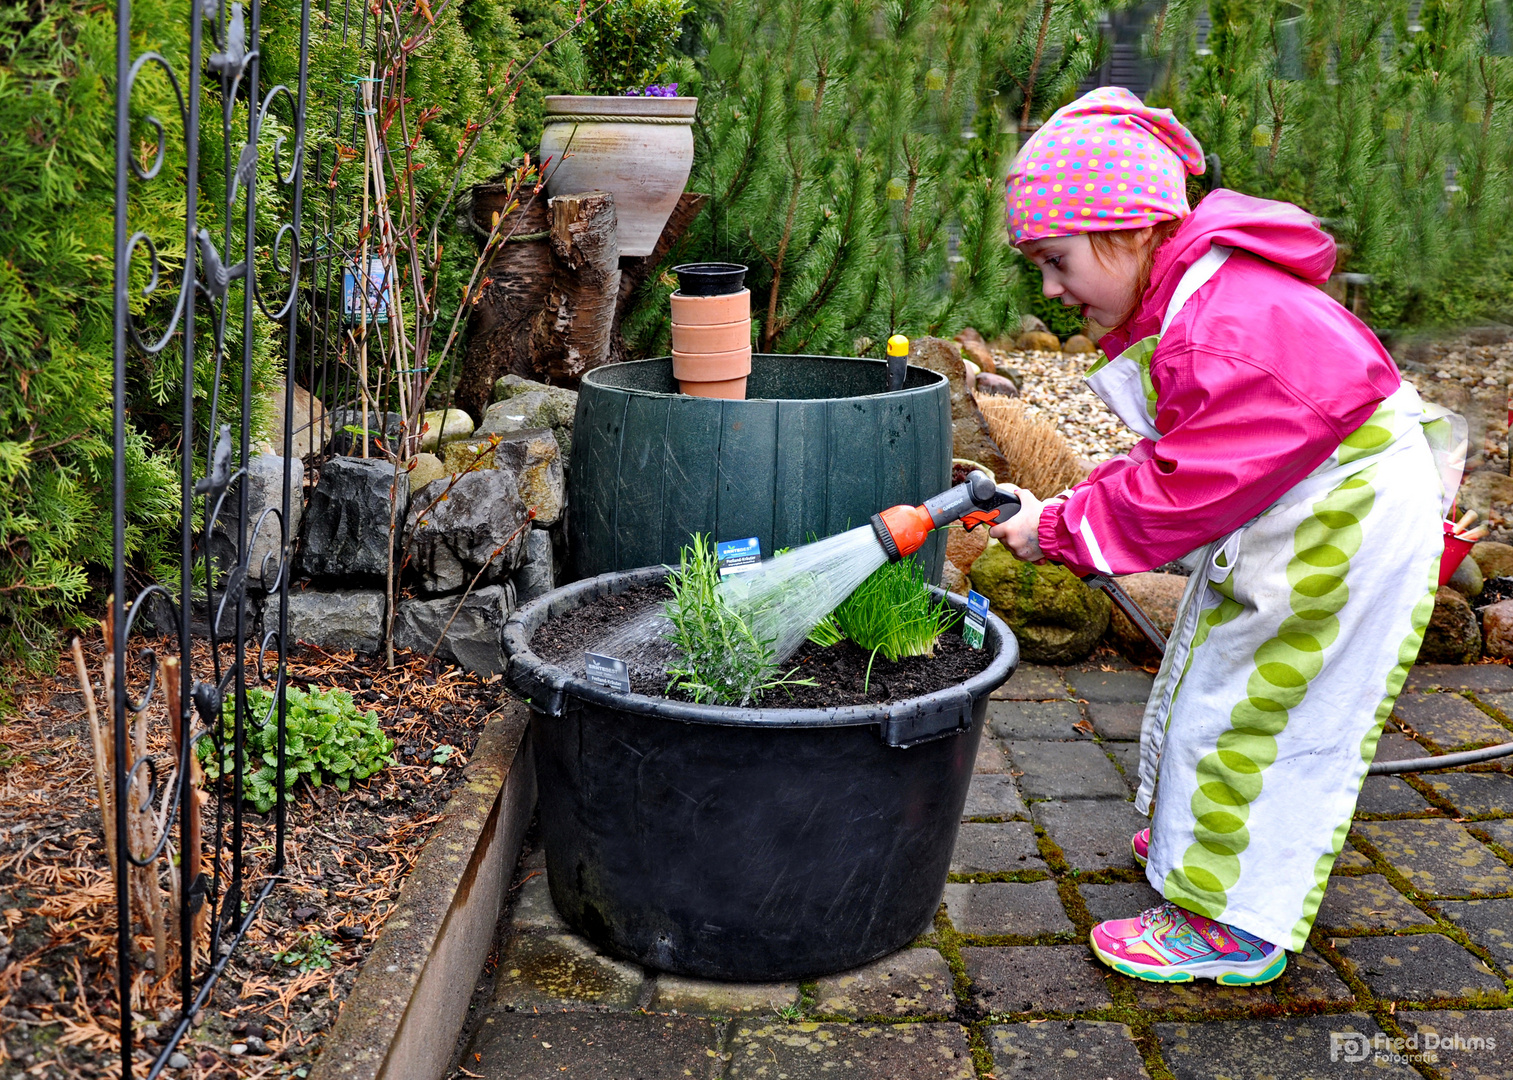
[501,565,1019,981]
[671,261,748,295]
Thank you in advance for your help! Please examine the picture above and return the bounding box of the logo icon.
[1331,1032,1371,1062]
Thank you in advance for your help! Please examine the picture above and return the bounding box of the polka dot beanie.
[1006,87,1206,244]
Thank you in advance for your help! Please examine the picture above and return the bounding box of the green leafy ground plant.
[198,685,395,813]
[663,534,813,707]
[814,559,958,688]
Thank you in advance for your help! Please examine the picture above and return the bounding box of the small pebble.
[336,924,365,942]
[167,1052,191,1070]
[244,1035,271,1055]
[229,1043,248,1056]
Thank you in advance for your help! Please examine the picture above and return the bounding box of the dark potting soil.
[1475,575,1513,610]
[529,581,995,707]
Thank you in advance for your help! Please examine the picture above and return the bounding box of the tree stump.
[457,188,708,418]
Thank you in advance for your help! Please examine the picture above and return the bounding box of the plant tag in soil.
[963,590,989,649]
[584,652,631,693]
[716,536,762,577]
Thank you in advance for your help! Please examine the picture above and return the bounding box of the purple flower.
[624,83,679,97]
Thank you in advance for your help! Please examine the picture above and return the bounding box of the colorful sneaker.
[1090,902,1287,985]
[1132,827,1150,867]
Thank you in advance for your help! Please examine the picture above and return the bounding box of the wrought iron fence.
[108,0,345,1072]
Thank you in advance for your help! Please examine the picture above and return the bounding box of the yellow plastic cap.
[886,334,909,357]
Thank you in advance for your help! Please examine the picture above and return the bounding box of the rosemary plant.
[663,535,813,707]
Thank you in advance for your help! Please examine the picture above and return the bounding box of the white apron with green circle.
[1086,247,1459,950]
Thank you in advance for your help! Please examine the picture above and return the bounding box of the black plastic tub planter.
[502,564,1019,982]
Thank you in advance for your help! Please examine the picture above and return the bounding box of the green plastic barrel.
[568,354,952,581]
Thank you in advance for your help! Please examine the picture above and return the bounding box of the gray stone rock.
[812,949,956,1018]
[950,822,1043,874]
[406,452,448,493]
[726,1022,974,1079]
[442,428,565,526]
[393,584,513,673]
[405,468,529,594]
[1420,586,1482,664]
[988,1019,1147,1078]
[214,451,303,589]
[258,379,328,460]
[970,542,1111,665]
[1005,741,1129,800]
[1156,1016,1415,1079]
[1334,934,1505,1001]
[966,946,1113,1014]
[299,456,408,580]
[962,774,1027,819]
[942,882,1074,937]
[1032,799,1148,871]
[417,407,474,453]
[265,588,386,654]
[487,376,579,460]
[1448,554,1484,599]
[167,1052,191,1071]
[328,407,403,457]
[513,527,556,604]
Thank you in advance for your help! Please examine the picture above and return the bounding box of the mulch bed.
[0,634,506,1080]
[530,582,995,707]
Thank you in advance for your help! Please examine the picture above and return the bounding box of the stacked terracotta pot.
[670,263,751,399]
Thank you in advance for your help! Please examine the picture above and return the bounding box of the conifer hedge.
[0,0,546,666]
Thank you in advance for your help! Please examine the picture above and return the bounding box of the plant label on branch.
[963,590,989,650]
[342,256,392,325]
[585,651,632,693]
[716,536,761,577]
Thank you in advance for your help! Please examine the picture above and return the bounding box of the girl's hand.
[989,487,1053,563]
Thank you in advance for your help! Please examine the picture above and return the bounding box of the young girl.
[990,87,1461,985]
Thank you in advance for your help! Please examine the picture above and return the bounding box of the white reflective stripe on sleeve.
[1078,515,1113,574]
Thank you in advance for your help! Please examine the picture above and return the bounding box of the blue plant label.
[716,536,762,577]
[963,590,989,650]
[584,652,631,693]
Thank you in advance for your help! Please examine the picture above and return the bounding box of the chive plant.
[663,535,813,707]
[818,559,959,689]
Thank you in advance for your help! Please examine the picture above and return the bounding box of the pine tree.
[1151,0,1513,330]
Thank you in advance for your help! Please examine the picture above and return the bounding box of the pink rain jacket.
[1039,189,1403,575]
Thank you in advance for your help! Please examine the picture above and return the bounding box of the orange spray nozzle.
[869,470,1022,561]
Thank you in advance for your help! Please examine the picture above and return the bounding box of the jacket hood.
[1101,189,1337,356]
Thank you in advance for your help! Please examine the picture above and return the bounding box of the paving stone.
[726,1022,973,1079]
[963,945,1112,1013]
[1315,874,1435,932]
[471,1012,722,1079]
[1378,731,1431,761]
[1397,1008,1513,1080]
[1130,972,1274,1012]
[1356,774,1433,815]
[1007,741,1129,800]
[1357,819,1513,896]
[1066,668,1154,703]
[1438,899,1513,975]
[1396,693,1513,749]
[974,735,1008,774]
[1407,666,1513,692]
[1273,944,1355,1005]
[1108,744,1141,790]
[813,948,955,1017]
[494,933,645,1010]
[942,881,1074,937]
[987,1020,1149,1078]
[962,774,1027,819]
[1078,881,1163,924]
[950,821,1043,873]
[988,699,1087,740]
[1336,837,1376,872]
[1334,933,1506,1001]
[649,976,798,1016]
[1032,800,1148,871]
[1086,701,1144,741]
[1156,1015,1418,1079]
[991,664,1068,700]
[510,871,572,935]
[1421,771,1513,815]
[1484,819,1513,850]
[1478,690,1513,725]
